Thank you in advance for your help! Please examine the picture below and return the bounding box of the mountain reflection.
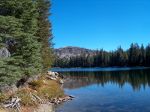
[61,69,150,91]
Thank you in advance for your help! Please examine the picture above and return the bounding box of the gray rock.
[0,84,18,93]
[0,47,10,58]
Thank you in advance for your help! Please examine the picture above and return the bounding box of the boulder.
[0,47,10,58]
[0,84,18,93]
[59,79,64,84]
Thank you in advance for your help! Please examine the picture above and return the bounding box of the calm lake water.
[52,67,150,112]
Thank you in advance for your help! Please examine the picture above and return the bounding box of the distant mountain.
[54,46,96,58]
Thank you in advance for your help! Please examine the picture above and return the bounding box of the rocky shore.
[0,71,74,112]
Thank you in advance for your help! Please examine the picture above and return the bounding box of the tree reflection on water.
[62,69,150,91]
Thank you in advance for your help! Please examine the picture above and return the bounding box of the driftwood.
[30,93,44,104]
[50,95,75,105]
[29,92,74,105]
[3,97,21,111]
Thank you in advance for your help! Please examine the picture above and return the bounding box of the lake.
[52,67,150,112]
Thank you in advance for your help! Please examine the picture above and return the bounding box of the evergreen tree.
[36,0,54,71]
[139,44,145,66]
[128,43,141,66]
[53,43,149,68]
[0,0,53,85]
[115,47,128,66]
[146,44,150,66]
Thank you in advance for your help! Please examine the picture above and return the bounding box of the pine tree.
[53,43,150,68]
[0,0,48,85]
[128,43,140,66]
[36,0,54,71]
[146,44,150,66]
[139,44,145,66]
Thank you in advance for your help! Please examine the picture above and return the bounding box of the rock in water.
[0,47,10,58]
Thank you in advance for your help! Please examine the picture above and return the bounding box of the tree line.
[54,43,150,68]
[0,0,53,85]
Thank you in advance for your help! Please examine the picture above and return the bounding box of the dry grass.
[0,93,9,103]
[37,80,64,99]
[29,76,64,100]
[19,76,64,106]
[0,109,6,112]
[0,74,64,111]
[15,88,38,106]
[28,80,43,90]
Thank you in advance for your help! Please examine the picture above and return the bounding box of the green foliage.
[36,0,54,71]
[54,43,150,68]
[146,44,150,66]
[0,0,53,85]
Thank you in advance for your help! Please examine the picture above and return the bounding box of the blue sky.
[51,0,150,51]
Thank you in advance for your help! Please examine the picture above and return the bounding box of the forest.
[0,0,53,85]
[54,43,150,68]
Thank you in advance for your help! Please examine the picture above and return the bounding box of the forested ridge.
[54,43,150,68]
[0,0,53,85]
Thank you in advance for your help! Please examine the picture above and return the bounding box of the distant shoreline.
[51,66,150,72]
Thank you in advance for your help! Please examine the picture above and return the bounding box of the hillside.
[54,46,96,58]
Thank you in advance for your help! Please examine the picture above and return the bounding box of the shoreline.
[51,66,150,72]
[0,71,72,112]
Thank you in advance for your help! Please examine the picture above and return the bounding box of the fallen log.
[50,95,75,105]
[3,97,21,111]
